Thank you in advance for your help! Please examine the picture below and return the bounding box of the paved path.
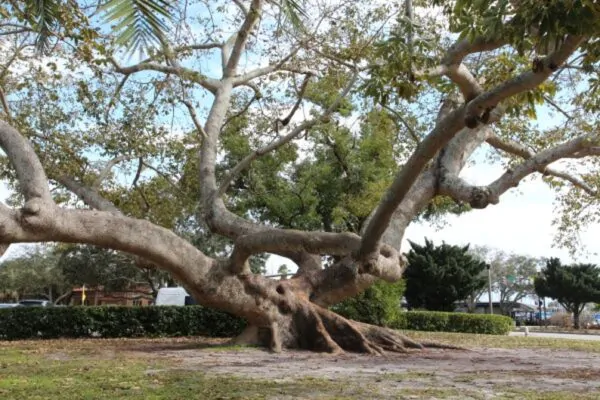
[509,331,600,341]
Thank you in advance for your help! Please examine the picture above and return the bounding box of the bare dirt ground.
[123,339,600,399]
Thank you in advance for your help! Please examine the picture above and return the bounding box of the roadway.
[509,331,600,341]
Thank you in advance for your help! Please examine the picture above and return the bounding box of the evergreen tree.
[404,239,487,312]
[535,258,600,329]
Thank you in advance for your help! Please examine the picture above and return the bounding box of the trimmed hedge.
[392,311,514,335]
[0,306,245,340]
[0,306,513,341]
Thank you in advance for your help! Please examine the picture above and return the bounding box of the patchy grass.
[0,339,370,399]
[401,330,600,352]
[0,335,599,399]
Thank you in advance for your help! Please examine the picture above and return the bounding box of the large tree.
[535,258,600,329]
[0,0,599,353]
[404,239,487,311]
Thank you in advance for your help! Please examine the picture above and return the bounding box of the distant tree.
[534,258,600,329]
[404,239,487,312]
[58,245,174,298]
[470,246,539,315]
[0,248,71,303]
[277,264,290,279]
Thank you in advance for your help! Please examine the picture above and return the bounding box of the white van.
[155,287,197,306]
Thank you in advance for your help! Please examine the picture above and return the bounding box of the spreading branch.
[110,57,220,93]
[181,99,208,139]
[56,175,121,213]
[440,132,600,208]
[487,134,597,195]
[93,155,135,188]
[360,36,583,259]
[464,35,584,122]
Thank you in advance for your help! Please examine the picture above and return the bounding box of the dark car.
[18,300,52,307]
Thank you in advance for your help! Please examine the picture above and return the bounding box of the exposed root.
[232,277,466,354]
[354,322,468,352]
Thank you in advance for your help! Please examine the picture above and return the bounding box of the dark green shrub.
[0,306,513,341]
[392,311,513,335]
[0,306,246,340]
[332,280,405,327]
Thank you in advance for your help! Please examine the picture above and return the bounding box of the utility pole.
[487,265,494,314]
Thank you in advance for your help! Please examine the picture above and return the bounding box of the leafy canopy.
[404,239,488,312]
[534,258,600,321]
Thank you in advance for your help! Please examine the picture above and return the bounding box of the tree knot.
[468,187,496,209]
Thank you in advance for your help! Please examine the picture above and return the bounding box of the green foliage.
[534,258,600,328]
[404,239,488,311]
[101,0,173,56]
[332,280,405,327]
[441,0,600,54]
[0,306,246,340]
[279,0,308,31]
[0,305,512,340]
[392,311,513,335]
[57,244,172,294]
[225,108,405,233]
[0,248,69,302]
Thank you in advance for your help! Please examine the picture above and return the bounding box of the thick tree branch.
[224,0,263,78]
[414,36,506,101]
[0,121,52,203]
[232,49,304,85]
[440,132,600,207]
[229,230,361,274]
[359,106,467,260]
[359,37,584,259]
[464,35,584,122]
[56,175,120,213]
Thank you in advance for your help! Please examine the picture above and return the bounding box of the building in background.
[70,285,154,306]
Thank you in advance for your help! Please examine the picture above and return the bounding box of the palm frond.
[278,0,307,31]
[28,0,60,54]
[101,0,174,56]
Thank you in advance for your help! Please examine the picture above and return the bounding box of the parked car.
[155,287,197,306]
[0,303,19,309]
[18,299,52,307]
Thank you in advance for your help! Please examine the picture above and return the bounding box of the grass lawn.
[403,330,600,353]
[0,333,599,399]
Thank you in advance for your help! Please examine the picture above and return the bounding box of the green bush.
[332,280,405,327]
[393,311,514,335]
[0,305,513,341]
[0,306,246,340]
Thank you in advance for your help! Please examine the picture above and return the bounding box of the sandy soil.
[126,341,600,398]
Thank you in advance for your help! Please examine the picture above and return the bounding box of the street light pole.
[487,265,494,314]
